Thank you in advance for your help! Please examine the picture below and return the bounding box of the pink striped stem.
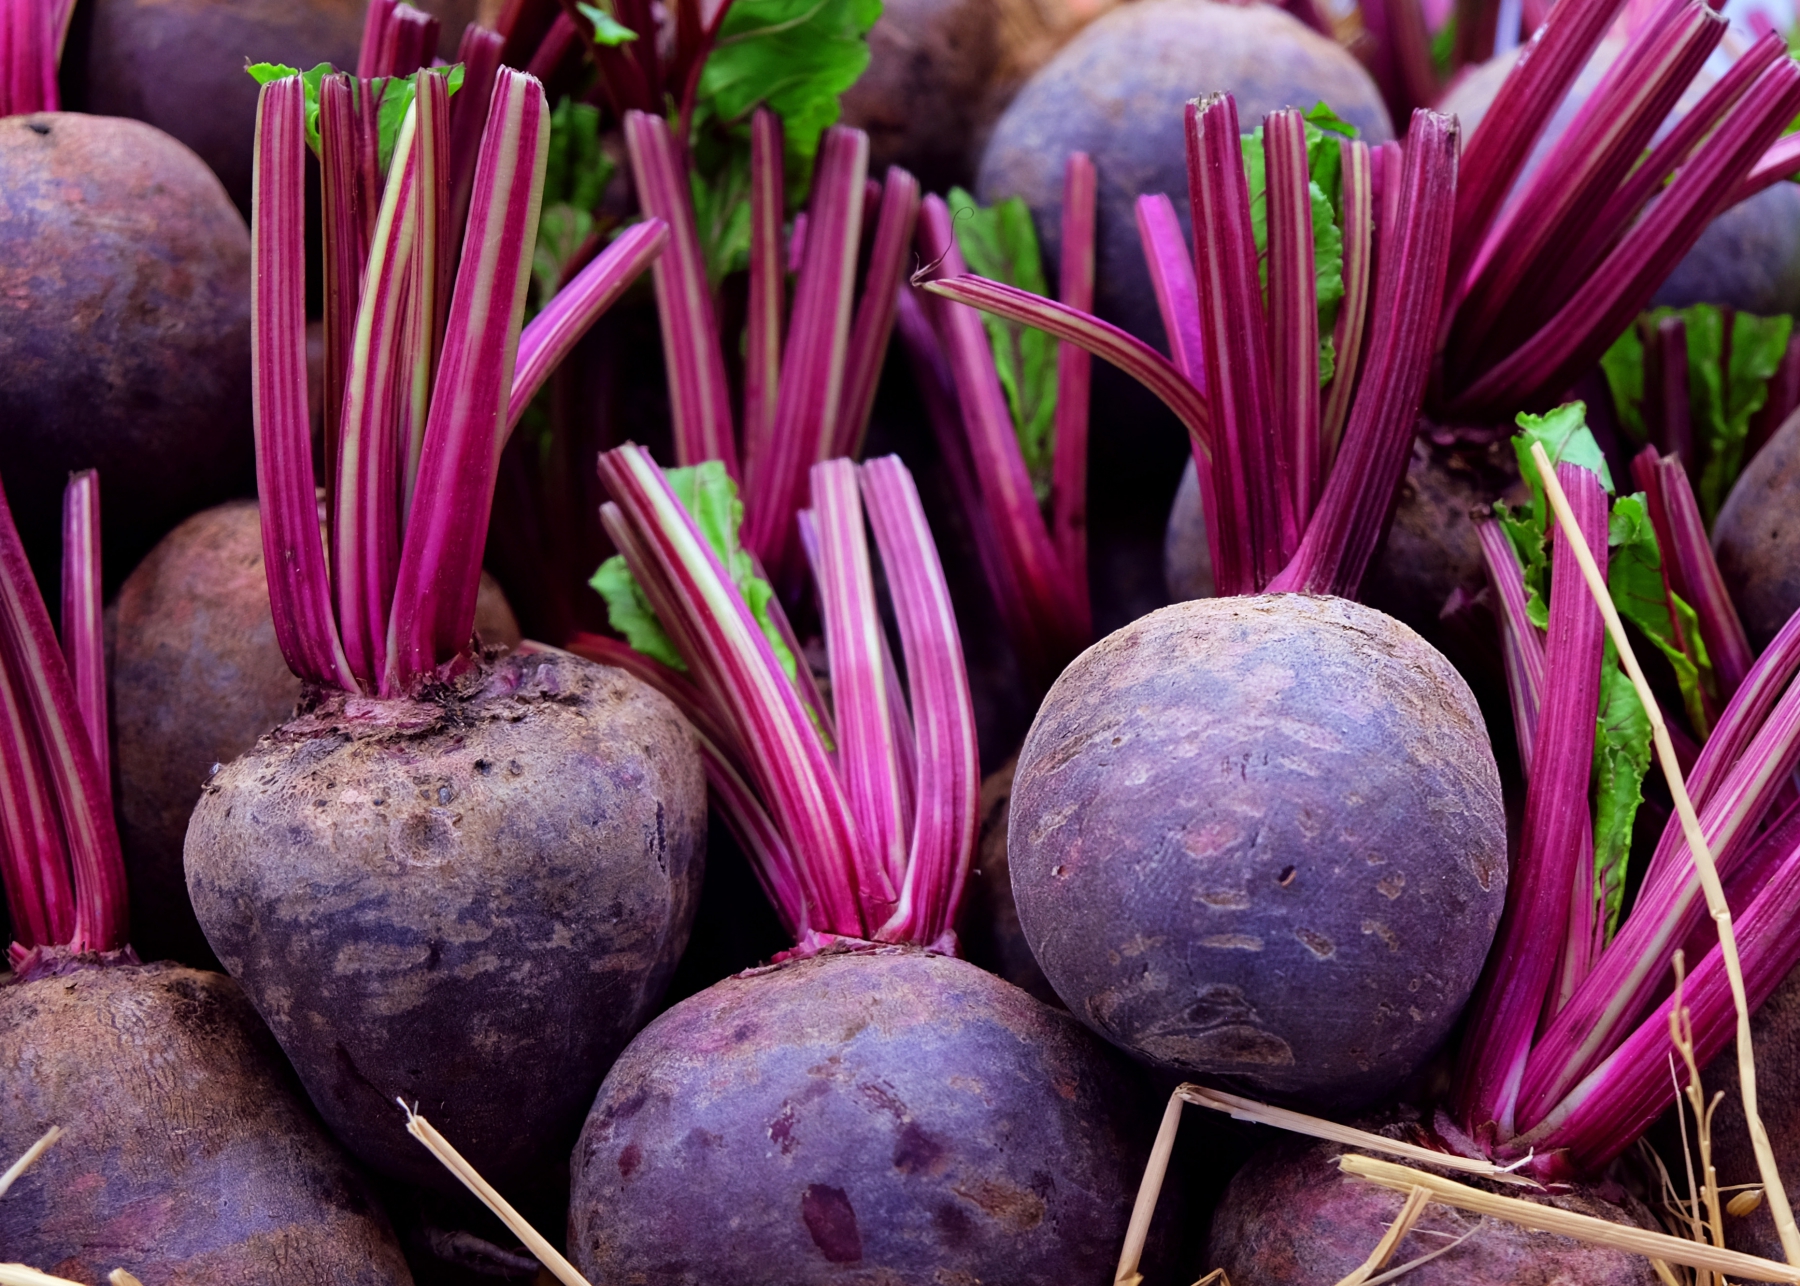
[1516,647,1800,1128]
[506,219,668,433]
[811,459,908,919]
[58,470,106,800]
[741,109,786,487]
[916,200,1083,678]
[357,0,397,78]
[1479,517,1547,777]
[387,67,548,691]
[836,165,923,460]
[0,477,127,954]
[1448,0,1629,288]
[1264,109,1322,527]
[1446,0,1722,378]
[597,443,868,937]
[1731,131,1800,207]
[251,75,358,690]
[1,0,58,115]
[1456,463,1608,1141]
[1188,95,1291,588]
[754,547,840,751]
[862,456,979,947]
[1321,138,1374,470]
[622,110,738,477]
[745,127,868,575]
[1449,58,1800,416]
[318,73,385,517]
[1360,0,1439,126]
[1653,452,1753,700]
[1269,110,1459,599]
[447,24,504,256]
[1051,152,1096,633]
[365,0,439,77]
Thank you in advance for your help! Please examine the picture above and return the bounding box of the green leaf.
[1498,402,1613,628]
[1698,306,1793,521]
[1430,11,1458,79]
[247,62,334,155]
[690,149,754,285]
[589,461,799,683]
[1591,642,1653,941]
[577,1,641,45]
[1599,321,1647,442]
[374,64,465,174]
[948,187,1059,498]
[1239,102,1357,386]
[1607,491,1714,736]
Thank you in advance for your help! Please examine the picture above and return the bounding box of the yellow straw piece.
[0,1268,85,1286]
[1530,440,1799,1266]
[0,1127,62,1201]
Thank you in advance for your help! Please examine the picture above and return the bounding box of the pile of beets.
[10,0,1800,1280]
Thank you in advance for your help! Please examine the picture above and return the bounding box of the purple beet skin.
[569,949,1160,1286]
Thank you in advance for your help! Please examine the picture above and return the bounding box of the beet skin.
[1713,405,1800,651]
[1008,596,1507,1107]
[570,949,1158,1286]
[184,649,706,1193]
[1206,1135,1660,1285]
[0,959,412,1285]
[0,113,252,592]
[113,500,524,969]
[958,757,1060,1006]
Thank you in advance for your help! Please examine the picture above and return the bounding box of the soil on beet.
[1207,1134,1662,1285]
[0,959,413,1285]
[184,649,706,1194]
[1009,595,1507,1107]
[569,949,1172,1286]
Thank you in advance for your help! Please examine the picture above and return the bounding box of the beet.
[957,757,1059,1006]
[1206,1134,1661,1284]
[1438,44,1800,316]
[79,0,492,216]
[1008,595,1507,1107]
[1713,405,1800,652]
[112,500,522,969]
[0,113,253,593]
[569,949,1158,1286]
[183,649,706,1193]
[839,0,1105,193]
[0,958,413,1284]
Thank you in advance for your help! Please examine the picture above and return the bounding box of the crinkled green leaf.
[1599,321,1647,442]
[590,461,798,682]
[948,187,1059,498]
[1240,102,1357,385]
[1497,403,1612,628]
[247,62,333,155]
[1591,641,1652,941]
[577,1,641,45]
[1607,491,1712,734]
[375,64,464,173]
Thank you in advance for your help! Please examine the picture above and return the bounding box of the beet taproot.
[78,0,495,215]
[0,113,253,591]
[1008,595,1507,1107]
[1205,1134,1660,1284]
[569,948,1160,1286]
[1713,405,1800,651]
[958,757,1059,1006]
[183,648,705,1193]
[0,958,414,1285]
[1438,44,1800,316]
[112,500,522,969]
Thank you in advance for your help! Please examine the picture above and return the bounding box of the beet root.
[569,949,1159,1286]
[112,500,523,970]
[1713,405,1800,651]
[1206,1135,1661,1285]
[0,959,412,1285]
[0,113,253,591]
[957,757,1060,1006]
[1008,596,1507,1107]
[184,650,706,1193]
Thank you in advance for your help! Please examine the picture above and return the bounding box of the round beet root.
[1713,406,1800,651]
[0,959,412,1285]
[569,949,1157,1286]
[1009,596,1507,1107]
[1206,1135,1660,1284]
[0,113,253,590]
[184,650,706,1193]
[977,0,1392,356]
[958,757,1060,1005]
[112,500,524,970]
[1439,44,1800,315]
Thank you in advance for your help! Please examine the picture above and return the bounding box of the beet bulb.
[0,113,252,592]
[1008,595,1507,1107]
[1713,405,1800,651]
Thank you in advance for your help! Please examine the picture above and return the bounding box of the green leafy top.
[532,99,618,308]
[590,460,798,682]
[1598,303,1793,521]
[1239,101,1356,384]
[577,0,640,45]
[948,188,1058,500]
[685,0,881,280]
[246,61,465,173]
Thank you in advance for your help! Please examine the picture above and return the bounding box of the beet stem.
[835,165,921,461]
[58,472,107,801]
[1049,152,1096,632]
